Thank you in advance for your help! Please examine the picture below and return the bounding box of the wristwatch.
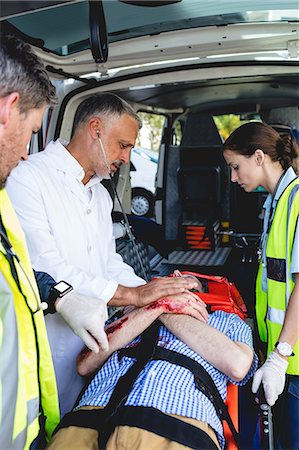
[275,341,295,357]
[47,281,73,314]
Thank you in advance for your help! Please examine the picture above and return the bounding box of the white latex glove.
[252,351,288,406]
[55,291,109,354]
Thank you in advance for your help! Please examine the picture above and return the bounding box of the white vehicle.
[130,147,158,217]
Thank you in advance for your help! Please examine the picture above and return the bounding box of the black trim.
[46,65,96,85]
[266,257,286,283]
[89,0,108,64]
[120,0,182,6]
[115,406,219,450]
[54,408,105,433]
[54,406,219,450]
[0,213,20,288]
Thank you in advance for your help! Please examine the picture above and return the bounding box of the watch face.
[277,342,292,356]
[55,281,72,294]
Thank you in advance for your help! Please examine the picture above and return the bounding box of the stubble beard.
[0,136,20,190]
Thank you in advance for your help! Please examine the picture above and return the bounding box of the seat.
[177,144,227,251]
[175,113,228,251]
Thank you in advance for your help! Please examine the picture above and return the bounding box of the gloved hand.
[252,351,288,406]
[55,291,109,354]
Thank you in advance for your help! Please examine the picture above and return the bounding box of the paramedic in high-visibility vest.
[0,33,108,449]
[223,121,299,450]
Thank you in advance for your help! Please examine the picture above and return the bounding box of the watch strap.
[47,282,73,314]
[47,287,61,314]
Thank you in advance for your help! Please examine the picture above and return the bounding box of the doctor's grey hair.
[0,34,57,113]
[72,92,142,134]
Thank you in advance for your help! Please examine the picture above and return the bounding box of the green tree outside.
[214,114,249,141]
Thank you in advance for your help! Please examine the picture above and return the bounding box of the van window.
[172,121,183,146]
[213,114,259,141]
[130,112,165,217]
[136,112,166,152]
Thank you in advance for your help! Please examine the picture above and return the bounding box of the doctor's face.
[95,113,139,178]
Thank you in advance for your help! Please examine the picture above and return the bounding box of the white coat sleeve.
[6,165,122,303]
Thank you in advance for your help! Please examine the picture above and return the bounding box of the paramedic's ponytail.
[278,134,299,173]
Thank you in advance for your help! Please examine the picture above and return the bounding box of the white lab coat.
[7,140,145,417]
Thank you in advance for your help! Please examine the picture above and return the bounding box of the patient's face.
[184,276,204,292]
[173,270,204,292]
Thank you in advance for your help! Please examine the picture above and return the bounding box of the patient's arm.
[160,314,253,381]
[77,291,208,376]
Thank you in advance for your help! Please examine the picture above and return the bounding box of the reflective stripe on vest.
[286,184,299,304]
[0,190,60,449]
[266,306,285,325]
[256,178,299,375]
[0,271,20,448]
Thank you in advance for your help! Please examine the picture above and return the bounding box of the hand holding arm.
[77,290,207,377]
[109,276,200,308]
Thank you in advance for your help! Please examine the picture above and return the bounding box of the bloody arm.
[77,290,207,376]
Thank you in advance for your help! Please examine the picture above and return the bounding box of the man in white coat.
[7,93,199,417]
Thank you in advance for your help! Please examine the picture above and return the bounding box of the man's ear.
[0,93,20,126]
[89,116,103,139]
[254,149,265,166]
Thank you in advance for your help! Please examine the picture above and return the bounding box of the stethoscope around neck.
[0,228,48,313]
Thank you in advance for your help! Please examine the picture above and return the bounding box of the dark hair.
[73,92,142,133]
[223,122,299,173]
[0,34,57,113]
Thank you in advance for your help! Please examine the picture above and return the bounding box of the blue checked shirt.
[78,310,258,449]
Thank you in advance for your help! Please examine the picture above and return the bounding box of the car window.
[129,111,165,217]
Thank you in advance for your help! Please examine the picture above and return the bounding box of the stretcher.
[57,271,270,450]
[256,386,274,450]
[174,272,248,450]
[179,271,275,450]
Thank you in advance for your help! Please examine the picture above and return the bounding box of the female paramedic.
[223,121,299,449]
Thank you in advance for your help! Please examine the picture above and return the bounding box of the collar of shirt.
[47,139,103,189]
[262,166,298,220]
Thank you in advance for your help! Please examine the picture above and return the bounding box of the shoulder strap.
[99,320,160,447]
[152,346,240,447]
[119,342,240,447]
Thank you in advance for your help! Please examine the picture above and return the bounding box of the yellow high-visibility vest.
[256,178,299,375]
[0,189,60,449]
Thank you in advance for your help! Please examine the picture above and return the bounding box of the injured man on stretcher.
[48,273,258,450]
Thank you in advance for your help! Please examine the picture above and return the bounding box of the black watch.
[47,281,73,314]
